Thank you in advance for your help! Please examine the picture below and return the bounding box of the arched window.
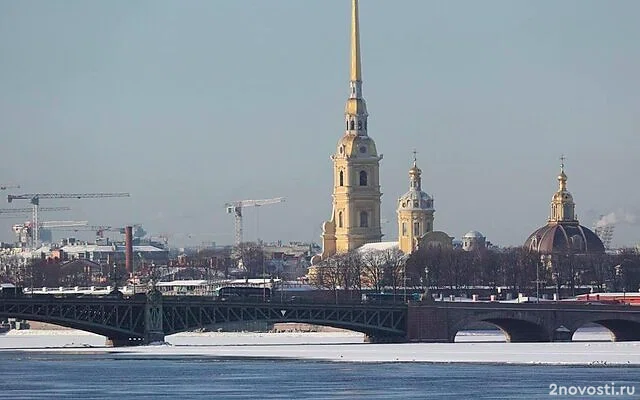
[350,120,355,130]
[346,121,349,130]
[338,211,343,228]
[402,222,407,236]
[413,222,420,236]
[357,120,362,130]
[360,211,369,228]
[426,222,432,232]
[339,171,344,186]
[359,171,367,186]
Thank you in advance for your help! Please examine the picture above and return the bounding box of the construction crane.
[0,184,20,191]
[39,220,88,228]
[0,206,71,216]
[225,197,285,246]
[7,192,130,249]
[49,225,125,238]
[12,220,88,247]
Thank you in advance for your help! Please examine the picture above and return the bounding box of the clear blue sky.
[1,0,638,248]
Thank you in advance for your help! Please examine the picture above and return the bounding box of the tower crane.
[45,225,125,240]
[7,192,130,249]
[12,220,88,247]
[0,206,71,216]
[225,197,285,246]
[39,220,89,228]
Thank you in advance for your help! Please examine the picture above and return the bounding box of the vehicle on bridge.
[155,280,213,296]
[216,286,271,301]
[362,292,420,304]
[0,283,23,298]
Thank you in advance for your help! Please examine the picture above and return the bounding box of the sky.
[1,0,639,249]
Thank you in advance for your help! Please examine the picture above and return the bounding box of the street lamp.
[552,271,559,301]
[615,265,625,304]
[536,259,540,303]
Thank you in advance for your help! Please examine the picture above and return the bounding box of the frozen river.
[1,326,639,365]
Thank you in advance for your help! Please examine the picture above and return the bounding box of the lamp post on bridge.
[615,265,625,304]
[536,258,540,303]
[552,271,560,301]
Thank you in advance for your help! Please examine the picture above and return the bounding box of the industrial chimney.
[125,225,133,274]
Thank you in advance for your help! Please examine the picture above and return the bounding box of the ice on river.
[1,326,638,365]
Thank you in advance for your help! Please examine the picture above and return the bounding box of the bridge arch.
[568,318,640,342]
[160,302,407,342]
[450,312,551,343]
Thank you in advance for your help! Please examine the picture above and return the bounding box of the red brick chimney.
[125,225,133,274]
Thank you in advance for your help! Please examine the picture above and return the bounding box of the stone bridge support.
[407,303,640,343]
[105,290,164,347]
[144,289,164,344]
[566,318,640,342]
[407,304,549,343]
[406,304,557,343]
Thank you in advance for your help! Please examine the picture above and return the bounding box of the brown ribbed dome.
[524,222,604,254]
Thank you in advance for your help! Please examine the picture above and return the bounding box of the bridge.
[1,292,639,346]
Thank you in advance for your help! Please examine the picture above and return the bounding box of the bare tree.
[379,248,406,295]
[360,250,387,291]
[309,255,341,299]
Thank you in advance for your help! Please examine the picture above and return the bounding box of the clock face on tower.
[359,146,367,154]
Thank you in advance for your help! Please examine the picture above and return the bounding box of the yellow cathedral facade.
[319,0,383,260]
[314,0,451,265]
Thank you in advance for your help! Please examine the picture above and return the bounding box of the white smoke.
[594,210,638,228]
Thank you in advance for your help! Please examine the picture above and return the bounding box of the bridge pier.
[406,304,451,342]
[144,288,165,345]
[551,327,574,342]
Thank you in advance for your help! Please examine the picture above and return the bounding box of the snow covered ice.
[2,327,639,365]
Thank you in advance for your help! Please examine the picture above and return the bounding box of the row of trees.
[2,244,638,296]
[310,246,640,298]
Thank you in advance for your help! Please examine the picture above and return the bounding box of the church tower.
[549,157,577,223]
[397,154,434,254]
[321,0,383,259]
[524,156,604,254]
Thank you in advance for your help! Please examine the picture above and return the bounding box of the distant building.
[55,242,169,266]
[462,231,486,252]
[397,155,434,254]
[524,159,604,254]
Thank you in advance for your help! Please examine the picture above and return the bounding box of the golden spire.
[350,0,361,82]
[344,0,367,134]
[549,154,576,222]
[409,150,422,190]
[558,154,567,191]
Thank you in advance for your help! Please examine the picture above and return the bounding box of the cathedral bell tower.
[397,154,434,254]
[549,157,577,223]
[321,0,383,259]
